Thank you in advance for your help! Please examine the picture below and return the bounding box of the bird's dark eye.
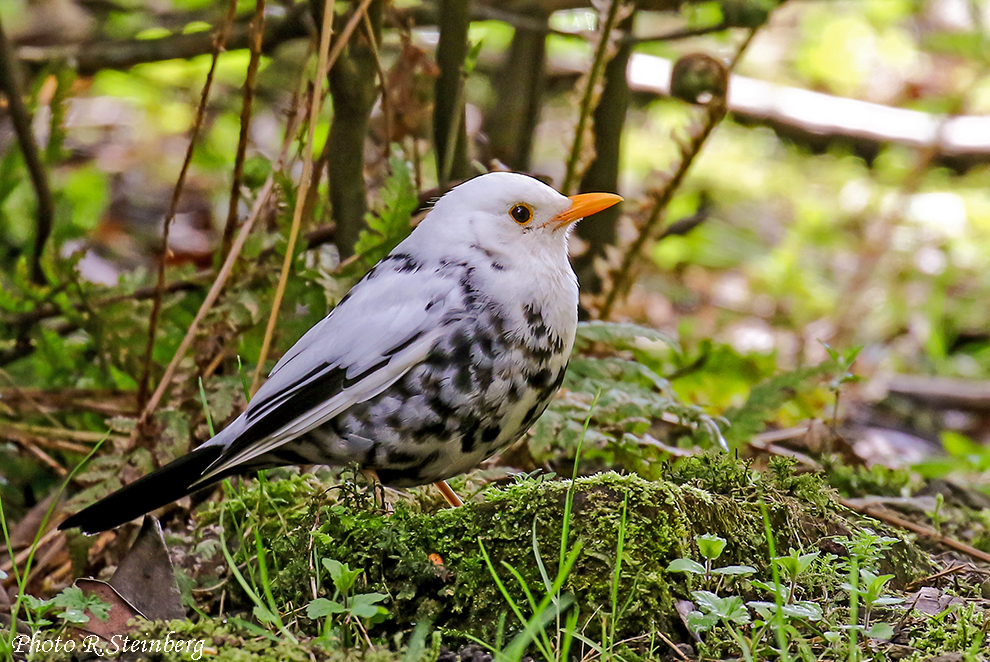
[510,204,533,225]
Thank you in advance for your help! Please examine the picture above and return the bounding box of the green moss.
[205,459,931,646]
[820,456,912,498]
[25,618,408,662]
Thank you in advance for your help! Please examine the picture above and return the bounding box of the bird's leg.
[434,480,464,508]
[361,469,392,513]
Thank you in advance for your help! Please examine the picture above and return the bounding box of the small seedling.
[307,558,387,647]
[666,533,756,591]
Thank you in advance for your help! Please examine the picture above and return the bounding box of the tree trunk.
[327,0,383,258]
[486,11,548,170]
[433,0,472,186]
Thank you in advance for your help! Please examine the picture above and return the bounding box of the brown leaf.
[107,517,185,621]
[73,578,142,641]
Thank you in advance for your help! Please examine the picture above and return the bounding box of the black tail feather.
[59,445,226,534]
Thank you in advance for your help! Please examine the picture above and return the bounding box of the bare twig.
[656,633,690,661]
[139,178,276,428]
[623,21,731,44]
[561,0,624,195]
[136,0,239,412]
[599,103,725,318]
[8,434,68,477]
[221,0,267,258]
[0,16,55,285]
[839,498,990,565]
[363,10,390,161]
[253,0,385,392]
[18,4,310,75]
[905,562,973,590]
[599,31,756,319]
[250,0,338,392]
[126,47,307,429]
[0,388,136,417]
[326,0,376,77]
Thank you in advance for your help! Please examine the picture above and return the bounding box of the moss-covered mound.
[202,456,931,645]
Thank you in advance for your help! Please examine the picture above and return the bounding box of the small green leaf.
[322,558,360,593]
[782,601,823,621]
[686,610,718,633]
[348,592,388,619]
[866,622,894,640]
[747,601,777,619]
[696,534,727,560]
[666,558,706,574]
[711,565,757,576]
[307,598,345,619]
[253,605,278,623]
[59,608,90,624]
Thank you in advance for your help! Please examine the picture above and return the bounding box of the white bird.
[60,172,622,533]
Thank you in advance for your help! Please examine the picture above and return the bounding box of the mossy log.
[220,468,932,645]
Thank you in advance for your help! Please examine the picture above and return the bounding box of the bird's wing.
[198,263,459,481]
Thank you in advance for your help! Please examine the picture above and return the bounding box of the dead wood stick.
[839,498,990,565]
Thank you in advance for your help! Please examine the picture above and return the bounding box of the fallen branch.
[621,53,990,169]
[839,497,990,565]
[877,374,990,413]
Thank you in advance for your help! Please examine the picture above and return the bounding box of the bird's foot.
[434,480,464,508]
[361,469,394,514]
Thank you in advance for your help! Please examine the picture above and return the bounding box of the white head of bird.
[410,172,622,268]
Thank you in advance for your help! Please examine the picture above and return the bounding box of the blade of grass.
[607,490,629,654]
[760,500,790,662]
[198,376,215,437]
[478,540,555,661]
[218,509,298,643]
[560,389,601,570]
[1,432,108,635]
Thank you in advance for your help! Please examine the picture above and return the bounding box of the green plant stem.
[607,490,628,654]
[726,625,755,662]
[760,501,791,662]
[218,510,298,643]
[847,555,859,662]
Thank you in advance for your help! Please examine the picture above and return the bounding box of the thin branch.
[599,31,755,319]
[839,498,990,565]
[250,0,338,392]
[326,0,376,77]
[136,0,239,412]
[17,4,310,75]
[622,21,730,44]
[138,177,276,429]
[599,104,725,318]
[363,10,391,161]
[252,0,381,392]
[133,9,314,431]
[0,16,55,285]
[221,0,267,258]
[561,0,624,195]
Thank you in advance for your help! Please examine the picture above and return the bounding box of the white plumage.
[61,172,622,533]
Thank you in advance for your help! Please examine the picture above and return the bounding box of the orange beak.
[549,192,623,230]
